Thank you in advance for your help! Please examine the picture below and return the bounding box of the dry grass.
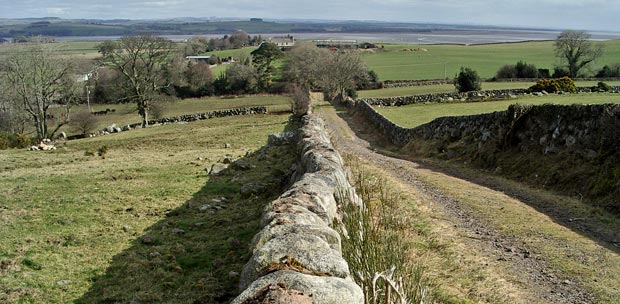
[339,154,532,304]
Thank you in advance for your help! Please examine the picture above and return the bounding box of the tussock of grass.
[338,155,436,304]
[338,154,535,304]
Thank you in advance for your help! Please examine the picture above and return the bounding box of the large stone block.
[232,270,363,304]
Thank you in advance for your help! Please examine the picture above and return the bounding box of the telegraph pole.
[86,85,91,113]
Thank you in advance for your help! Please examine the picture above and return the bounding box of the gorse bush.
[0,131,34,150]
[596,64,620,78]
[529,77,576,93]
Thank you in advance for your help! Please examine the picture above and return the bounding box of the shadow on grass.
[76,124,298,303]
[330,102,620,256]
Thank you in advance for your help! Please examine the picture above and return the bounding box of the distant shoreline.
[44,30,620,45]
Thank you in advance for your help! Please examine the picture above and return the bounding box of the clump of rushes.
[336,154,435,304]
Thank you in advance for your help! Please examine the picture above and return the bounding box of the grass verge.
[338,153,531,304]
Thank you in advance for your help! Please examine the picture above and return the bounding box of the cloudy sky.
[0,0,618,31]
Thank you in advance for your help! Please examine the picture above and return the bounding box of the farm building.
[269,36,295,48]
[313,39,358,49]
[185,55,212,62]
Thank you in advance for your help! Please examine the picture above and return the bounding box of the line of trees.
[182,30,263,56]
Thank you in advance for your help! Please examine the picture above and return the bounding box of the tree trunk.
[141,110,149,128]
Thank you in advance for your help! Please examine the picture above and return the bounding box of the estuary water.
[52,29,620,45]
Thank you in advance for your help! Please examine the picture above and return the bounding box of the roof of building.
[185,56,212,59]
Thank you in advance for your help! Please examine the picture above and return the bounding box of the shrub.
[529,77,576,93]
[149,102,165,120]
[355,70,383,90]
[454,67,481,92]
[97,145,108,159]
[13,133,33,148]
[596,64,620,78]
[495,61,539,79]
[595,81,611,92]
[538,68,551,78]
[515,61,539,78]
[70,111,98,135]
[552,67,570,78]
[289,85,311,117]
[0,131,34,150]
[496,64,517,79]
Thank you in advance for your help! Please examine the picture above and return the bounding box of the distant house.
[358,42,377,49]
[313,39,358,49]
[269,36,295,48]
[185,55,212,63]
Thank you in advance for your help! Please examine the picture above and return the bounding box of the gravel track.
[318,104,594,304]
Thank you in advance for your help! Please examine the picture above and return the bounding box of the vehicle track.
[317,104,594,304]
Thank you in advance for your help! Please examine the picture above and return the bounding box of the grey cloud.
[0,0,618,31]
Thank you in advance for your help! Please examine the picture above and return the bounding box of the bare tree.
[555,30,603,78]
[229,30,250,49]
[0,76,29,133]
[101,35,174,127]
[316,50,368,101]
[284,41,328,90]
[70,111,98,135]
[3,42,72,141]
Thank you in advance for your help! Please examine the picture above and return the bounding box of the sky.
[0,0,618,31]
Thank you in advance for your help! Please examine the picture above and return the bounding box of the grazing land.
[0,112,295,303]
[361,40,620,80]
[52,95,292,134]
[374,93,620,128]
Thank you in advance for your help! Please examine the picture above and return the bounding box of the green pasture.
[362,40,620,81]
[358,80,620,98]
[0,113,294,303]
[375,93,620,128]
[50,95,291,135]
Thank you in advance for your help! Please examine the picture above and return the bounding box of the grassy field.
[362,40,620,80]
[358,81,620,98]
[49,95,291,135]
[0,112,295,303]
[375,93,620,128]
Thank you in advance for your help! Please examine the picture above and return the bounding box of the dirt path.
[316,103,604,303]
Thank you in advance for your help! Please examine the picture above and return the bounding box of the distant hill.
[0,18,553,38]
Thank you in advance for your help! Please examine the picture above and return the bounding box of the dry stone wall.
[85,106,268,138]
[350,97,620,155]
[348,97,620,212]
[383,79,452,88]
[232,114,364,303]
[359,89,529,107]
[359,87,620,108]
